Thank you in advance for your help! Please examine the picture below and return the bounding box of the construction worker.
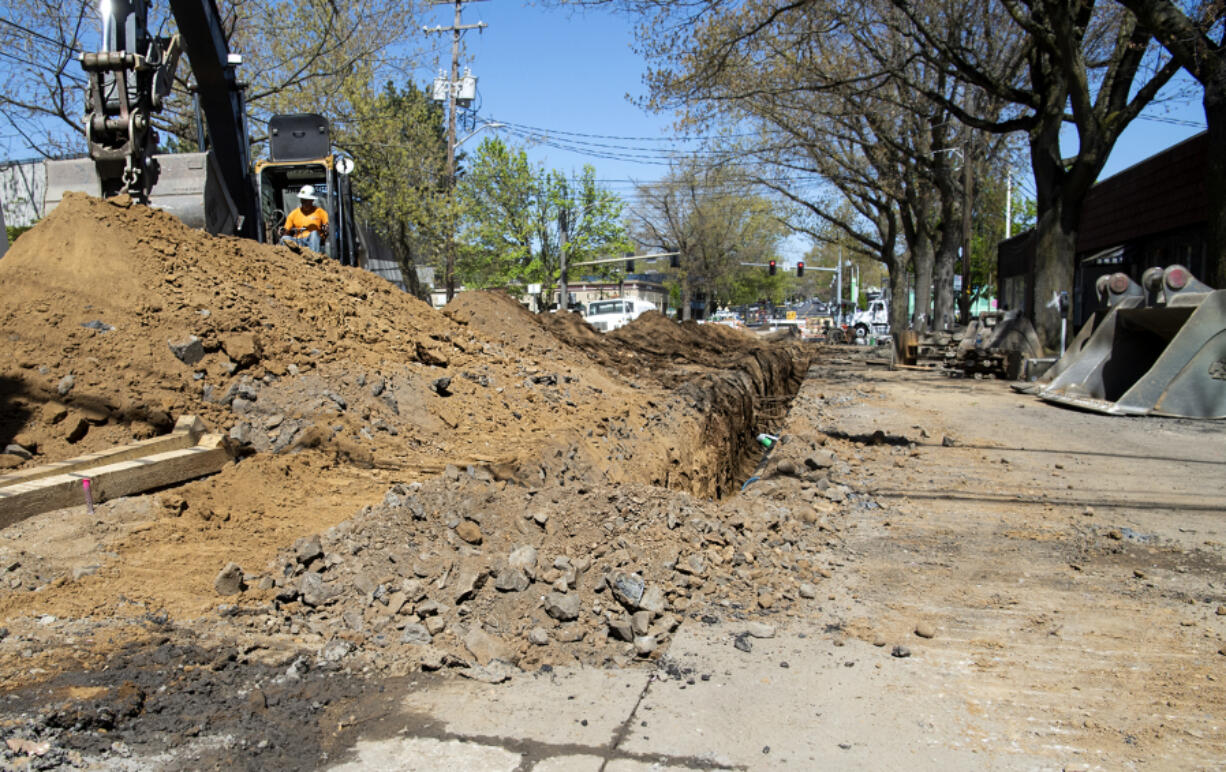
[281,185,329,253]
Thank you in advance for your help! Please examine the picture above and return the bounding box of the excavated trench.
[675,343,811,498]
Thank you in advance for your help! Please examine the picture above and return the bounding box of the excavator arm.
[77,0,256,237]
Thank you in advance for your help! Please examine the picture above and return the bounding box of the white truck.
[584,298,657,332]
[849,297,890,339]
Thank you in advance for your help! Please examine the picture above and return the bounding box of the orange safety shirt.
[285,206,329,235]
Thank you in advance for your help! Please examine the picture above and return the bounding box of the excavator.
[42,0,359,265]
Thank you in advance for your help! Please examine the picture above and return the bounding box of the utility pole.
[424,0,487,302]
[558,200,569,312]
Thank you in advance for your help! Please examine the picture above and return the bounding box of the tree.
[889,0,1181,346]
[336,79,450,300]
[631,162,787,320]
[457,137,631,304]
[1111,0,1226,287]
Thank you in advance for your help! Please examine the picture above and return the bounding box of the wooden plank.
[0,416,206,489]
[0,434,232,529]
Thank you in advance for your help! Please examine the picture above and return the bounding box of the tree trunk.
[680,278,693,321]
[887,254,910,335]
[1205,78,1226,288]
[932,245,957,329]
[912,234,934,330]
[1032,204,1077,351]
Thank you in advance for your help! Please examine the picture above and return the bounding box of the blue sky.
[417,2,1209,198]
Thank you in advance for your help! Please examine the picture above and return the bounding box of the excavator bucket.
[1013,272,1144,395]
[1034,266,1226,418]
[43,151,240,235]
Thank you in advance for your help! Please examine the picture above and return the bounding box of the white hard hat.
[297,185,317,200]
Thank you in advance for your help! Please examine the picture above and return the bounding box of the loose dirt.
[0,194,814,768]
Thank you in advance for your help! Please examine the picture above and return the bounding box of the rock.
[342,609,364,632]
[213,563,244,596]
[294,535,323,564]
[455,521,483,545]
[941,435,956,447]
[220,333,261,368]
[2,444,32,460]
[299,572,331,607]
[608,617,634,642]
[56,374,75,396]
[804,451,837,470]
[1216,606,1226,616]
[0,455,22,470]
[1083,506,1095,517]
[609,572,645,609]
[633,635,658,657]
[891,645,912,658]
[746,622,776,639]
[464,626,513,666]
[431,377,452,396]
[41,402,68,425]
[72,565,100,581]
[494,566,530,593]
[544,591,581,621]
[353,573,378,597]
[400,623,433,645]
[733,633,753,652]
[677,554,706,576]
[424,616,447,636]
[639,585,666,614]
[528,627,550,646]
[632,611,652,636]
[320,640,351,663]
[457,661,516,684]
[416,599,445,617]
[776,460,797,476]
[507,546,538,578]
[65,417,90,443]
[168,336,205,366]
[798,582,818,599]
[453,566,487,603]
[914,622,936,639]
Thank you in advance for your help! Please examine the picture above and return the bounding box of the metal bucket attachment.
[44,151,239,235]
[1013,272,1144,394]
[1034,266,1226,418]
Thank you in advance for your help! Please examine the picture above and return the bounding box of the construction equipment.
[255,114,359,266]
[45,0,256,238]
[1025,266,1226,418]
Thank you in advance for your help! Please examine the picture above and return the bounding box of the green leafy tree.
[632,162,787,319]
[456,137,631,303]
[336,78,449,299]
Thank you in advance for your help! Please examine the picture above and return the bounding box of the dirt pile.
[0,194,812,677]
[0,194,643,476]
[206,447,851,678]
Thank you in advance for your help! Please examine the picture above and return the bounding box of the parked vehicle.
[850,297,890,338]
[585,298,657,332]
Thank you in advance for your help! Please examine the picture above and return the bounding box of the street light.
[457,121,504,147]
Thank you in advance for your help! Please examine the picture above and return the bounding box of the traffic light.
[796,261,805,277]
[624,252,635,273]
[670,253,680,268]
[768,260,777,275]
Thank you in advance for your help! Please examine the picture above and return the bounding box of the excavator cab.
[254,114,358,266]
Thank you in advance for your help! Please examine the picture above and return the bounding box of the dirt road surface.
[0,197,1223,770]
[302,362,1226,771]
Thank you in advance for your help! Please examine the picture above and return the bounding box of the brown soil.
[0,192,812,759]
